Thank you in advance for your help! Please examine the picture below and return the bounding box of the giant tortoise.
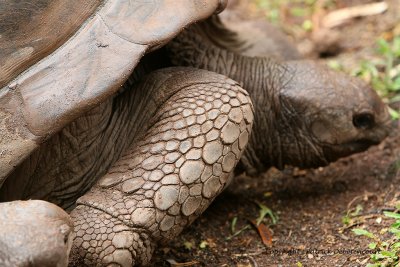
[0,0,391,266]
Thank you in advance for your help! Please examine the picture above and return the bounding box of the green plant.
[227,216,250,240]
[256,202,277,225]
[199,240,208,249]
[256,0,287,24]
[183,240,195,250]
[226,202,277,240]
[342,204,363,226]
[352,37,400,119]
[255,0,318,27]
[352,204,400,266]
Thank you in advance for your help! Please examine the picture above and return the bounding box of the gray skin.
[0,16,390,267]
[168,18,390,174]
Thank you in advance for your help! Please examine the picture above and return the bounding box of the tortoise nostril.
[353,112,375,129]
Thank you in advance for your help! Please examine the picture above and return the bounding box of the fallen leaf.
[250,220,273,247]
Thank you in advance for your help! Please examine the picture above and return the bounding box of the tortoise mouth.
[340,138,379,153]
[321,117,391,164]
[323,138,381,162]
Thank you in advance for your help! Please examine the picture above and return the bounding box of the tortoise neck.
[168,27,294,175]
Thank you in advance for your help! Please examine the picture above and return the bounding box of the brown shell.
[0,0,102,88]
[0,0,225,184]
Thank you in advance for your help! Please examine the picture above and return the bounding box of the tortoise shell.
[0,0,226,185]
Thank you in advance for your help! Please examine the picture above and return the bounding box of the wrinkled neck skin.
[224,58,296,175]
[209,55,285,175]
[168,31,323,176]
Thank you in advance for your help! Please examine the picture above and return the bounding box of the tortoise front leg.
[69,68,254,266]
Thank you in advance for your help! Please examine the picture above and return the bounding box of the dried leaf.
[250,220,273,247]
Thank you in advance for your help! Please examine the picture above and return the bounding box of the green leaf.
[389,76,400,91]
[304,0,316,5]
[267,10,280,23]
[381,241,389,248]
[302,20,313,31]
[327,60,343,71]
[391,242,400,249]
[183,241,194,250]
[388,107,400,120]
[377,38,391,55]
[371,252,386,261]
[290,7,308,17]
[384,211,400,219]
[366,62,380,77]
[380,250,396,258]
[369,242,377,249]
[389,227,400,235]
[342,215,351,225]
[351,204,363,217]
[352,228,375,239]
[390,95,400,103]
[199,240,208,249]
[393,37,400,56]
[391,221,400,229]
[256,203,277,225]
[263,192,273,198]
[231,217,237,234]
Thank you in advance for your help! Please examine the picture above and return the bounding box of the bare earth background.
[151,0,400,266]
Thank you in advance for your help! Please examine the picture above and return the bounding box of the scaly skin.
[167,21,390,175]
[69,68,254,266]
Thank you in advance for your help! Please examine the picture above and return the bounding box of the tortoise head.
[277,60,390,168]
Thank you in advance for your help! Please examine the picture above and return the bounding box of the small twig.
[286,230,292,241]
[340,214,383,231]
[232,252,264,257]
[166,259,200,267]
[226,225,251,240]
[322,2,388,28]
[248,256,259,267]
[347,192,376,210]
[347,195,364,210]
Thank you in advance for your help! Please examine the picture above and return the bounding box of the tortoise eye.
[353,112,375,129]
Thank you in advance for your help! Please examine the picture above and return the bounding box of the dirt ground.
[151,1,400,266]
